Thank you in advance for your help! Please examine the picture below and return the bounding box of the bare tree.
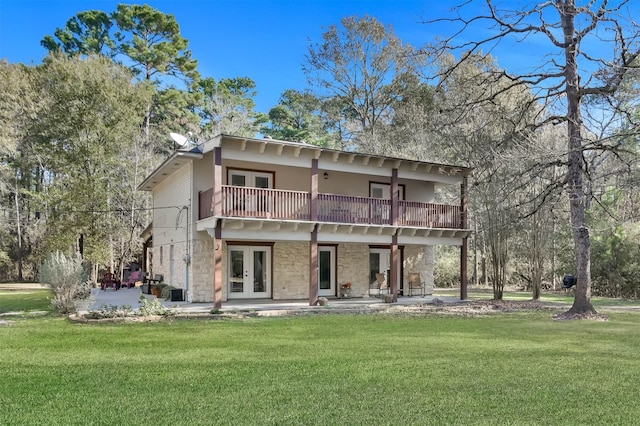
[304,15,420,152]
[426,0,640,314]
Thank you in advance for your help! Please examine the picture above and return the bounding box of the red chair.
[102,272,118,291]
[124,270,141,289]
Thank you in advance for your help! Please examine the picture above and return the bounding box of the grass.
[0,288,52,314]
[434,287,640,308]
[2,293,640,425]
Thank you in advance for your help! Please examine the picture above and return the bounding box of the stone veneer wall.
[272,241,309,299]
[403,245,435,294]
[248,241,371,300]
[187,239,435,302]
[336,243,370,297]
[190,236,215,302]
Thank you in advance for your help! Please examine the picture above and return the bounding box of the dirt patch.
[379,300,564,317]
[68,299,619,323]
[552,311,610,321]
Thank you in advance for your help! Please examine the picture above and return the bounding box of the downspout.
[184,203,190,298]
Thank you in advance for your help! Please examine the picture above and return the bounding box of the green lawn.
[2,300,640,425]
[435,287,640,308]
[0,288,52,314]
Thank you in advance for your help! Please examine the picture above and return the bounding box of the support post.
[212,147,224,309]
[391,168,399,226]
[309,226,318,305]
[213,225,223,310]
[391,233,399,302]
[213,147,222,217]
[309,159,319,306]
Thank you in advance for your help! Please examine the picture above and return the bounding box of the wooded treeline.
[1,2,639,307]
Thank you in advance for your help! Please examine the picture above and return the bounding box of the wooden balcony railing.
[198,186,462,229]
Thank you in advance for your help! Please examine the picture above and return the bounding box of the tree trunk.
[14,175,23,281]
[560,0,596,314]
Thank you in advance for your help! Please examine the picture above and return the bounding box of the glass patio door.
[228,246,271,299]
[369,248,403,294]
[318,246,336,296]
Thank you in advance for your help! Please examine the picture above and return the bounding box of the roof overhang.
[201,134,473,179]
[138,150,203,191]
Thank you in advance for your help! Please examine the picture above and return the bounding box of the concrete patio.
[83,286,462,315]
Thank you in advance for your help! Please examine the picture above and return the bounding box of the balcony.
[198,186,462,229]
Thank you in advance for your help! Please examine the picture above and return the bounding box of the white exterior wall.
[193,151,214,195]
[151,162,192,294]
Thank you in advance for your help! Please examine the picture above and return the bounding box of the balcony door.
[228,245,271,299]
[318,246,336,296]
[229,170,273,214]
[370,183,404,221]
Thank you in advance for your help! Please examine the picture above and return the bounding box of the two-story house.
[139,134,471,308]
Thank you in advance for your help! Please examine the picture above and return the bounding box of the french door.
[318,246,336,296]
[370,183,404,221]
[228,246,271,299]
[229,170,273,214]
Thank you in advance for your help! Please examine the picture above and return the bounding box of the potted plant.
[151,283,164,298]
[340,282,352,298]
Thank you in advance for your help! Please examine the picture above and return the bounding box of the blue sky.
[0,0,492,113]
[2,1,632,113]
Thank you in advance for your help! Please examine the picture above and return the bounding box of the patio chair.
[101,272,118,291]
[369,273,390,298]
[407,273,425,297]
[124,270,141,289]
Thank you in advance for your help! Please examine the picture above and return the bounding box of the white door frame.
[229,170,274,214]
[318,246,336,296]
[369,248,403,293]
[227,245,271,299]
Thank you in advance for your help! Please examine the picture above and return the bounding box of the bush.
[38,251,88,314]
[434,246,461,288]
[138,296,174,318]
[84,304,132,319]
[161,285,175,300]
[75,280,93,300]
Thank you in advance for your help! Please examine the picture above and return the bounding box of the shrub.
[138,296,173,318]
[38,251,88,314]
[434,246,461,288]
[83,304,132,319]
[161,285,175,300]
[75,280,92,300]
